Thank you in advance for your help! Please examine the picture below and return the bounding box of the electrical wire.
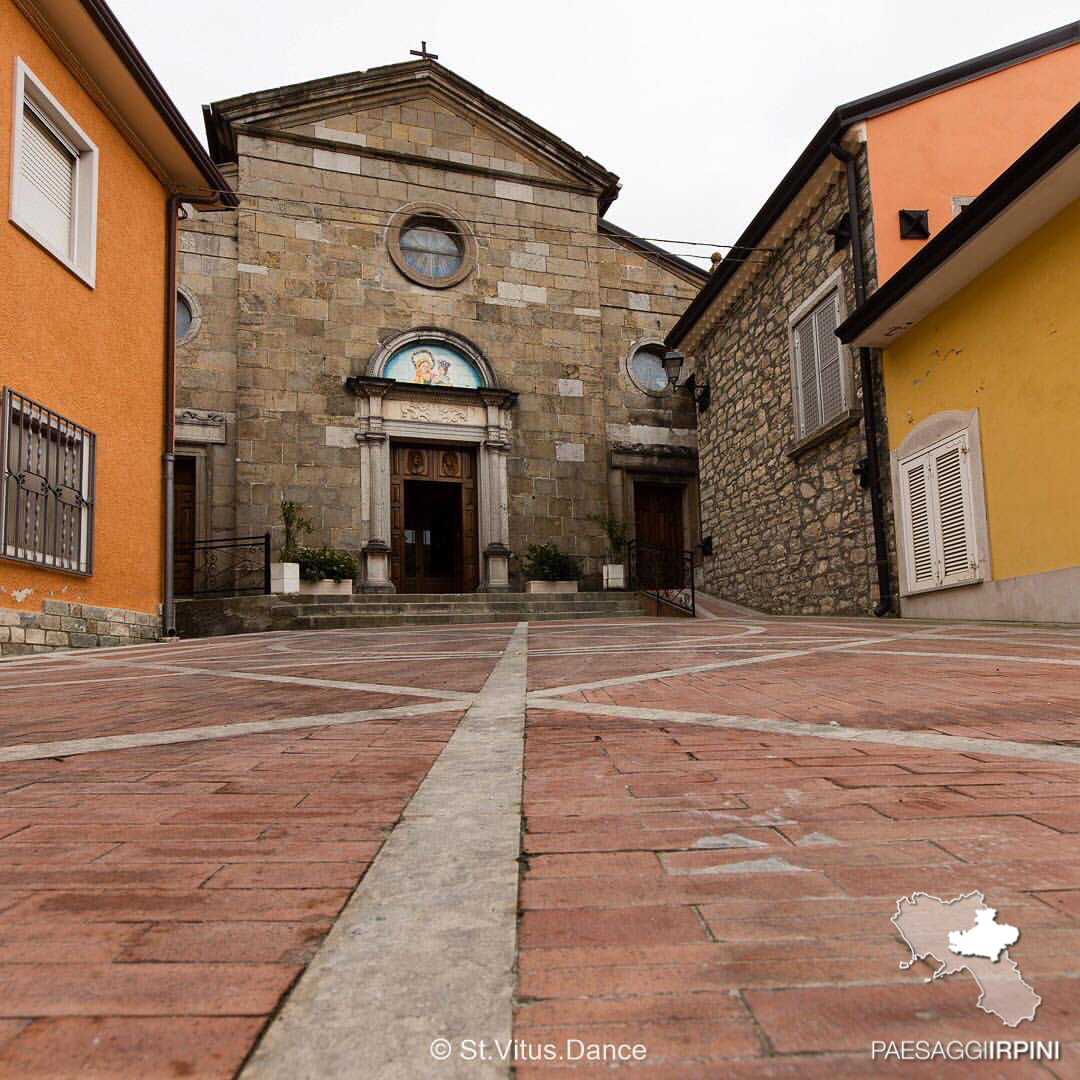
[184,154,776,263]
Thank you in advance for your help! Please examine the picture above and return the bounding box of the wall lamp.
[662,349,710,412]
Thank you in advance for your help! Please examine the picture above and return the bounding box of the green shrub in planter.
[520,543,580,582]
[297,547,359,583]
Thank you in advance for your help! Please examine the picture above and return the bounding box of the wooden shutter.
[814,293,844,425]
[933,436,976,586]
[794,314,820,436]
[793,289,846,437]
[898,431,978,593]
[902,456,936,588]
[20,103,76,255]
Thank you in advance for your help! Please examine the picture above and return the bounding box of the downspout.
[829,143,893,617]
[163,192,223,638]
[163,194,181,638]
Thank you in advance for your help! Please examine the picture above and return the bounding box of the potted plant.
[520,542,581,594]
[589,512,629,590]
[272,500,311,593]
[297,546,359,597]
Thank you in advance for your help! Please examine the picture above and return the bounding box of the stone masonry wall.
[694,144,897,615]
[177,96,700,578]
[176,179,240,539]
[0,601,161,656]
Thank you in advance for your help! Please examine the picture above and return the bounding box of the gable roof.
[666,20,1080,348]
[204,59,622,211]
[23,0,235,204]
[837,102,1080,346]
[598,219,708,283]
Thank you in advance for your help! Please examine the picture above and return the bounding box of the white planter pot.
[603,564,626,590]
[526,580,578,594]
[298,578,354,596]
[270,561,300,593]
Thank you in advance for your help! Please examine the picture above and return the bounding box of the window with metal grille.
[0,389,95,575]
[898,431,979,594]
[792,289,848,438]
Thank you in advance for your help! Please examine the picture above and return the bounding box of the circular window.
[400,220,463,280]
[176,292,193,341]
[388,204,475,288]
[628,345,670,395]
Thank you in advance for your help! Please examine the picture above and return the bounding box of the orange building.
[0,0,233,654]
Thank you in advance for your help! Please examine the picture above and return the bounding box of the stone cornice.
[345,376,518,406]
[241,125,599,198]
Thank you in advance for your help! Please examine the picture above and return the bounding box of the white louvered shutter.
[20,103,76,256]
[902,456,936,589]
[933,435,976,586]
[898,431,979,593]
[794,314,820,436]
[814,293,844,425]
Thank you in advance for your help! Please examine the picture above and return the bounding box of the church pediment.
[205,61,619,205]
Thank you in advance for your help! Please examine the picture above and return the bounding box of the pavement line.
[528,630,940,698]
[842,647,1080,667]
[72,659,477,703]
[527,697,1080,765]
[242,622,528,1080]
[0,699,471,763]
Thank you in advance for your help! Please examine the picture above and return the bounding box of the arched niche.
[367,328,498,391]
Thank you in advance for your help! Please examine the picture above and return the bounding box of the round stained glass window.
[176,292,193,341]
[628,347,670,395]
[399,219,463,280]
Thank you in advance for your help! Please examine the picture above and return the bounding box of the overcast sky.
[112,1,1077,264]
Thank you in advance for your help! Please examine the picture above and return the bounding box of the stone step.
[275,591,626,606]
[270,597,640,617]
[278,608,641,630]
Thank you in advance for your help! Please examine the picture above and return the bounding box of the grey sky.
[112,0,1078,264]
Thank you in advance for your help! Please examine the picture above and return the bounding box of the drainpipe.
[163,192,222,638]
[829,143,893,617]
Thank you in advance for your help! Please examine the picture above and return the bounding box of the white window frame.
[9,57,98,287]
[787,271,855,440]
[891,409,991,597]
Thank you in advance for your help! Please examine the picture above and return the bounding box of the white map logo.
[892,891,1040,1027]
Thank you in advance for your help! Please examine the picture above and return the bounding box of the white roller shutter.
[20,103,76,257]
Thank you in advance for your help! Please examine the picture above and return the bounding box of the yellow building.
[839,103,1080,622]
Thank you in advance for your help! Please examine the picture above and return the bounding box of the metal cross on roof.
[410,41,439,61]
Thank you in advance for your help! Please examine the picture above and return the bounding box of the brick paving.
[0,616,1078,1076]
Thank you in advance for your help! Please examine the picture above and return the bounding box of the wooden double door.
[390,444,478,593]
[634,482,685,554]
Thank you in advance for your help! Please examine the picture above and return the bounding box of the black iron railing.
[628,540,695,617]
[175,533,271,597]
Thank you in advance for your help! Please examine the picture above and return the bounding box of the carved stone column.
[353,380,395,593]
[480,391,513,592]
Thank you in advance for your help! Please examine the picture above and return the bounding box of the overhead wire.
[184,154,776,265]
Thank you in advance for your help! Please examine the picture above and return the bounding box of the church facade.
[174,58,704,594]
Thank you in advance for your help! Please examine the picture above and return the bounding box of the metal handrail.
[174,532,271,597]
[627,540,695,617]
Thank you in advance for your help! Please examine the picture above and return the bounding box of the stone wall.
[175,171,240,540]
[0,601,160,656]
[176,90,702,583]
[693,144,897,615]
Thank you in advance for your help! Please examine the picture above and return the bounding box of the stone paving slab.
[1,615,1079,1075]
